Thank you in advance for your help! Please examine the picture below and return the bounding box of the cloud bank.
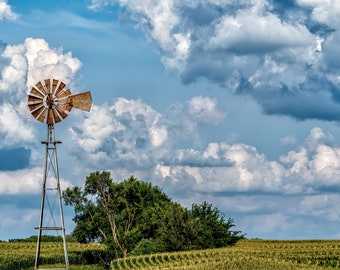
[89,0,340,121]
[70,97,340,197]
[68,96,340,237]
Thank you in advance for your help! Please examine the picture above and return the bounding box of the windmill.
[28,79,92,270]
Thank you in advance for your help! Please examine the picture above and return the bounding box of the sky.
[1,0,340,240]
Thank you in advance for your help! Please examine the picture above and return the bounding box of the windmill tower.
[28,79,92,270]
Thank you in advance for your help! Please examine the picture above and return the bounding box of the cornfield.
[112,239,340,270]
[0,241,106,270]
[1,239,340,269]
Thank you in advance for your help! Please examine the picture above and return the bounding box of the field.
[0,241,107,270]
[1,239,340,269]
[112,239,340,270]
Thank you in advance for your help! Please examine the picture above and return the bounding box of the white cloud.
[280,135,297,147]
[0,38,82,147]
[0,103,34,146]
[0,43,27,97]
[153,126,340,197]
[207,11,314,54]
[297,0,340,30]
[0,0,17,21]
[188,96,225,123]
[88,0,340,121]
[88,0,115,10]
[69,95,340,197]
[0,166,73,195]
[153,142,284,194]
[25,38,82,88]
[70,98,168,170]
[0,167,43,195]
[300,194,340,222]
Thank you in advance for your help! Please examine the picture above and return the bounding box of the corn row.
[111,239,340,270]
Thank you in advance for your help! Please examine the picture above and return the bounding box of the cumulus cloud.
[0,103,34,146]
[70,96,226,174]
[70,99,166,171]
[207,10,313,53]
[188,96,225,123]
[0,168,42,195]
[296,0,340,30]
[0,167,72,195]
[66,94,340,238]
[0,0,17,21]
[0,38,82,147]
[89,0,340,121]
[69,94,340,198]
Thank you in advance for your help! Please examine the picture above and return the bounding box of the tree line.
[63,171,245,259]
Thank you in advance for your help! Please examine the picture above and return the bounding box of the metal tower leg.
[34,124,69,270]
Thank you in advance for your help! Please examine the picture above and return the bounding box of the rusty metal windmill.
[28,79,92,270]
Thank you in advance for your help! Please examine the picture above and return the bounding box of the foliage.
[129,239,159,256]
[9,235,64,243]
[192,201,245,248]
[155,202,200,252]
[63,172,172,258]
[9,235,78,243]
[63,171,243,259]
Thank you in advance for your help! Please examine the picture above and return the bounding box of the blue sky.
[1,0,340,240]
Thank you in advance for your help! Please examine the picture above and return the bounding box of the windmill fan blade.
[28,103,44,112]
[32,106,45,119]
[52,79,59,94]
[55,81,66,96]
[57,89,72,98]
[28,95,43,103]
[45,79,51,94]
[69,91,92,112]
[52,108,62,123]
[55,105,69,119]
[37,108,48,123]
[35,81,47,95]
[30,87,45,98]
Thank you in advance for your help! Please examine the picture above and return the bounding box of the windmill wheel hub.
[43,95,55,108]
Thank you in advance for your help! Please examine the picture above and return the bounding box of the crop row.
[111,239,340,270]
[2,239,340,270]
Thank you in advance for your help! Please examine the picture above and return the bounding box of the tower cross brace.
[34,124,69,270]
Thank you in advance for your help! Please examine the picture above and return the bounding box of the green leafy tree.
[63,171,244,259]
[63,171,171,258]
[155,202,200,252]
[192,201,245,248]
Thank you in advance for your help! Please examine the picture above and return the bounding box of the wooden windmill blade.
[27,79,92,124]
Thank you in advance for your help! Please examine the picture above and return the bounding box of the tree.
[63,171,245,259]
[192,201,245,248]
[63,171,171,258]
[155,202,200,252]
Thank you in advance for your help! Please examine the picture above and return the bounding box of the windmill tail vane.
[28,78,92,124]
